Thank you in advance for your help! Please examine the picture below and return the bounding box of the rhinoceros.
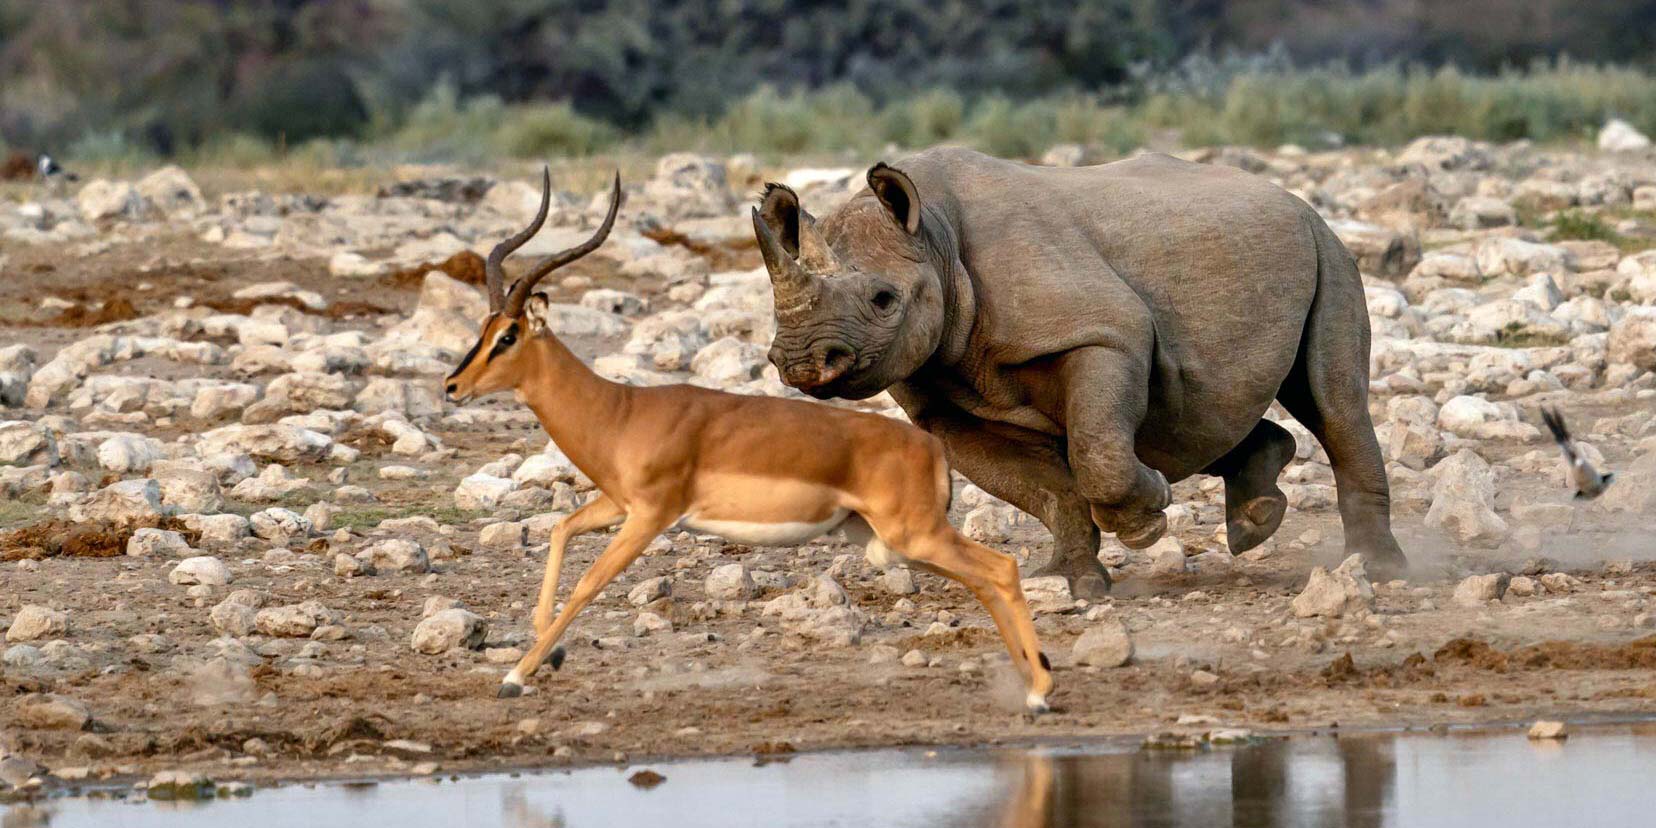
[751,147,1405,598]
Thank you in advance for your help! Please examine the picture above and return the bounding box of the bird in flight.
[1540,406,1613,500]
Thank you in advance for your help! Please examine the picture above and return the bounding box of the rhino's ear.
[757,183,802,259]
[867,163,920,235]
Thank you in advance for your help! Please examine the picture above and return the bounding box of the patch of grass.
[1550,208,1655,253]
[0,492,46,529]
[330,505,484,533]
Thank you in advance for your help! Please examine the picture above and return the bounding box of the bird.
[36,153,77,185]
[1540,406,1613,500]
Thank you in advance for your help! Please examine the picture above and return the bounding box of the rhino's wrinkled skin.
[754,147,1405,597]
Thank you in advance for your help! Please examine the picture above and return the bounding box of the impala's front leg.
[499,509,676,698]
[533,494,626,636]
[1060,346,1171,549]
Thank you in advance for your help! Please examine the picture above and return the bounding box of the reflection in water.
[9,723,1656,828]
[995,735,1400,828]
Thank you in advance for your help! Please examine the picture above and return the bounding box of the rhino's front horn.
[752,207,821,314]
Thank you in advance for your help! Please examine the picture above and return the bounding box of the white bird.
[36,153,76,184]
[1541,406,1613,500]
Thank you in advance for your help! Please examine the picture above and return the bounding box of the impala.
[443,168,1055,712]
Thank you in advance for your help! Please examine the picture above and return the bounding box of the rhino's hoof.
[1115,512,1167,550]
[497,682,524,699]
[1033,557,1112,600]
[1227,494,1287,554]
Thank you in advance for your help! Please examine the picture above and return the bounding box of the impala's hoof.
[497,682,523,699]
[549,646,566,671]
[1024,692,1051,716]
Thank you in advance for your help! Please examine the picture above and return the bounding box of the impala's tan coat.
[444,169,1054,711]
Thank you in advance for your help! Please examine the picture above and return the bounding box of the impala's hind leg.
[902,526,1053,712]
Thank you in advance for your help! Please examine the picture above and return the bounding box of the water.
[9,722,1656,828]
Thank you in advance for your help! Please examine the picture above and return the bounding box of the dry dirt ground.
[2,189,1655,793]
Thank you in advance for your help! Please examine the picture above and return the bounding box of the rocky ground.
[4,134,1656,796]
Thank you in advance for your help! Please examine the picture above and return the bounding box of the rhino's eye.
[872,290,897,312]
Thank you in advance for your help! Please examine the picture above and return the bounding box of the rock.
[1436,396,1530,441]
[478,521,526,551]
[6,605,69,642]
[580,288,647,316]
[76,179,144,221]
[1020,576,1075,614]
[1395,135,1490,171]
[126,527,193,557]
[690,336,764,384]
[512,448,580,487]
[1475,237,1569,280]
[633,611,672,637]
[1328,219,1418,277]
[1448,196,1515,229]
[15,693,91,730]
[644,154,735,220]
[0,420,57,464]
[628,576,672,606]
[209,599,259,637]
[1453,573,1511,606]
[1607,308,1656,372]
[255,601,338,637]
[780,605,865,646]
[882,568,918,595]
[1290,554,1374,618]
[170,555,233,586]
[1148,537,1188,576]
[1072,618,1134,667]
[364,539,429,574]
[197,424,335,464]
[901,648,929,667]
[191,514,251,546]
[961,503,1014,543]
[145,770,215,801]
[96,434,165,473]
[151,461,225,513]
[354,377,443,419]
[135,165,205,215]
[1425,450,1509,545]
[334,553,372,577]
[411,608,487,653]
[66,478,163,526]
[1527,720,1569,740]
[454,473,518,511]
[1599,119,1651,153]
[189,656,255,706]
[705,563,757,600]
[249,507,311,543]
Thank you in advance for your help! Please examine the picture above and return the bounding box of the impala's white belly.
[681,509,851,546]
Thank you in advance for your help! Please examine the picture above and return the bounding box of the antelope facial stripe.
[487,323,521,360]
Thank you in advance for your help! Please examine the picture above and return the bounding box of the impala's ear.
[867,163,921,235]
[523,292,551,335]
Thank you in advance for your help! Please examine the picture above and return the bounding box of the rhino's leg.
[1203,419,1297,554]
[1058,347,1173,551]
[914,411,1110,599]
[1277,325,1408,579]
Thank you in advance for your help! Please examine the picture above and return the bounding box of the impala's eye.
[499,333,516,347]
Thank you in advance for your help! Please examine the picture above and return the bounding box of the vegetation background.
[1,0,1654,163]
